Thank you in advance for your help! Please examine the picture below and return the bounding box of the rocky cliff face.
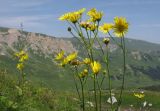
[0,28,76,56]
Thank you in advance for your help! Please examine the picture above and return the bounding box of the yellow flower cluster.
[80,21,97,31]
[15,50,28,71]
[87,8,103,22]
[55,51,78,67]
[59,8,129,38]
[99,17,129,37]
[59,8,86,23]
[55,51,102,75]
[134,92,145,99]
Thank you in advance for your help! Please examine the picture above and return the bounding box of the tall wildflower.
[113,17,129,37]
[14,50,29,84]
[58,8,129,111]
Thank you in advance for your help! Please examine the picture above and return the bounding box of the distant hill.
[0,27,160,90]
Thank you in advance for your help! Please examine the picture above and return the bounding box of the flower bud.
[68,27,72,32]
[71,60,80,66]
[103,38,110,46]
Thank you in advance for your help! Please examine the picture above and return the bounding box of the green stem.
[117,35,126,109]
[96,76,102,111]
[108,32,122,48]
[80,78,85,111]
[21,69,24,85]
[94,75,98,111]
[72,67,81,101]
[104,50,113,110]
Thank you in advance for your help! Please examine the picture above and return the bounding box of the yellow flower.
[113,17,129,37]
[66,52,78,62]
[59,12,80,23]
[55,50,65,61]
[83,58,91,64]
[134,92,145,99]
[59,52,78,67]
[69,12,81,23]
[87,8,103,22]
[99,23,113,33]
[15,50,25,58]
[90,61,101,74]
[60,58,69,67]
[59,8,85,23]
[17,63,24,71]
[59,12,71,21]
[19,53,29,62]
[15,50,29,62]
[88,23,97,31]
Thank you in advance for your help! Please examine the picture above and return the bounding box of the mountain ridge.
[0,26,160,90]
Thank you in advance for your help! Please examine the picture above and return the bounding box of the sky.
[0,0,160,44]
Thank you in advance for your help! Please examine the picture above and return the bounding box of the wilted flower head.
[113,17,129,37]
[80,21,90,29]
[87,8,103,22]
[99,23,113,33]
[90,61,101,75]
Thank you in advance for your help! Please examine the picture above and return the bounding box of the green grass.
[0,69,160,111]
